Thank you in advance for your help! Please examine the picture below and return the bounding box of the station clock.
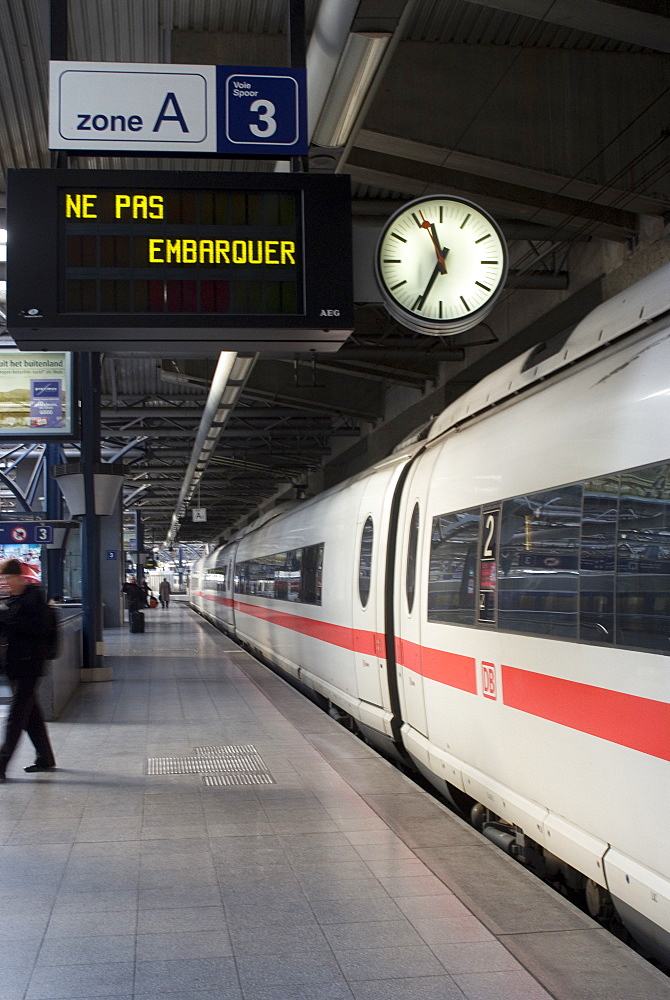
[375,195,508,336]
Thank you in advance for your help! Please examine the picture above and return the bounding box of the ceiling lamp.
[312,32,391,149]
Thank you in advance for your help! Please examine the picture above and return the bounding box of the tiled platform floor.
[0,600,668,1000]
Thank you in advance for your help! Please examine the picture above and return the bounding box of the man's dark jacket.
[0,583,50,680]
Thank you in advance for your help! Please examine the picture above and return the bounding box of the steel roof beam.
[462,0,670,53]
[355,130,665,220]
[346,148,637,241]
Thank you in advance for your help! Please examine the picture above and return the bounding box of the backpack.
[43,603,61,660]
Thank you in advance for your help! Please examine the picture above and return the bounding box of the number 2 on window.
[483,512,497,559]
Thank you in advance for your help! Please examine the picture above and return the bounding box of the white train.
[190,262,670,966]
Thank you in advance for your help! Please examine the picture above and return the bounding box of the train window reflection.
[235,542,323,605]
[358,516,373,608]
[428,509,479,624]
[580,477,618,643]
[617,463,670,652]
[498,485,582,638]
[406,504,420,614]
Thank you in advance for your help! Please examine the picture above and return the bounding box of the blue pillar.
[135,512,145,582]
[45,443,64,600]
[80,352,104,672]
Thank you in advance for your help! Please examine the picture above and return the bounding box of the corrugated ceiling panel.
[166,0,320,34]
[102,356,206,397]
[0,1,50,177]
[68,0,165,62]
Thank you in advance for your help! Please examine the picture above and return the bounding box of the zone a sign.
[49,61,307,156]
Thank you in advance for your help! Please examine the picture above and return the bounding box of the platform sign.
[219,68,304,155]
[49,61,307,157]
[0,523,53,545]
[7,169,354,353]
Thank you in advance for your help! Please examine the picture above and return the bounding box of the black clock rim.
[374,193,509,333]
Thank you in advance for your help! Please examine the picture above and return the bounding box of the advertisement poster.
[0,352,72,436]
[0,544,41,582]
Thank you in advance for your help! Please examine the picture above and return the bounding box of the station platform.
[1,600,668,1000]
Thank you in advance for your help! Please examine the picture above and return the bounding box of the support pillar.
[80,353,109,679]
[45,443,64,600]
[135,512,145,582]
[100,492,124,627]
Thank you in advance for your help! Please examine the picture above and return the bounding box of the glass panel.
[283,549,303,602]
[428,509,479,625]
[301,543,323,605]
[580,477,618,643]
[359,517,373,608]
[498,485,582,638]
[406,504,420,614]
[617,463,670,652]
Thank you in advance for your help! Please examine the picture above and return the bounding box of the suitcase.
[130,610,145,633]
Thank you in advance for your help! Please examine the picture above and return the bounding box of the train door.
[396,497,429,737]
[352,486,384,708]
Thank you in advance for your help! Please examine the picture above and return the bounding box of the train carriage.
[190,261,670,965]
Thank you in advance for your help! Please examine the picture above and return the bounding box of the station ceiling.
[1,0,669,546]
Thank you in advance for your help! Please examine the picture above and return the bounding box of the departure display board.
[7,169,354,354]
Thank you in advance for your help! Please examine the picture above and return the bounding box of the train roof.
[427,261,670,442]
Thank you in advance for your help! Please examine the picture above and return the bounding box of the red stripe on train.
[197,594,669,761]
[396,638,476,693]
[502,664,670,762]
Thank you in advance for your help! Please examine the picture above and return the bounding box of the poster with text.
[0,352,73,436]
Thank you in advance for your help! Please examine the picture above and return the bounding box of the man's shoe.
[24,761,56,773]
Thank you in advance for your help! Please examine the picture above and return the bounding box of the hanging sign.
[7,168,354,353]
[49,61,308,156]
[0,523,53,545]
[191,508,207,523]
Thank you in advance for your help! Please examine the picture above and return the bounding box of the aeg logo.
[320,309,340,317]
[481,661,497,700]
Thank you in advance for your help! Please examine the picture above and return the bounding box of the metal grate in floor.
[203,773,275,787]
[146,743,275,784]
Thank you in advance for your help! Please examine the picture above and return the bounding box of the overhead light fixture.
[312,31,391,149]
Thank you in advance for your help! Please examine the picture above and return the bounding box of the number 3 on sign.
[249,100,277,138]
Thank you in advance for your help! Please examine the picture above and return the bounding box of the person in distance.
[0,559,56,780]
[159,577,171,608]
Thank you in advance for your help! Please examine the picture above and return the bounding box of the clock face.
[375,195,508,335]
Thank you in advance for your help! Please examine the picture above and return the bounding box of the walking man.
[159,577,171,608]
[0,559,56,780]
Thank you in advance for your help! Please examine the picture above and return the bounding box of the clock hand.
[417,247,448,310]
[419,212,448,272]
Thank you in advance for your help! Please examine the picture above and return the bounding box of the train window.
[580,477,618,643]
[498,485,582,638]
[358,516,373,608]
[406,503,420,614]
[616,463,670,652]
[428,508,479,624]
[234,543,323,605]
[300,543,323,605]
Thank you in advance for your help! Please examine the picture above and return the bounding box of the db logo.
[481,661,497,700]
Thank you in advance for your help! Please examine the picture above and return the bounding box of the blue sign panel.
[0,523,53,544]
[216,66,307,156]
[106,549,118,561]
